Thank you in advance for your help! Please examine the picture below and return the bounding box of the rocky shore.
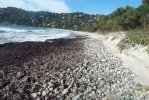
[0,36,149,100]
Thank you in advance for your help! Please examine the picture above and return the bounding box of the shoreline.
[0,37,87,99]
[73,31,149,86]
[101,32,149,86]
[1,31,149,99]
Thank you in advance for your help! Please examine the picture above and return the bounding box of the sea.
[0,25,73,44]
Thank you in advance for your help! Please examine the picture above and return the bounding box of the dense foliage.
[98,0,149,53]
[99,0,149,32]
[0,7,99,31]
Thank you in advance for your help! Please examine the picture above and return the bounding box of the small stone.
[84,90,89,96]
[49,87,53,91]
[72,94,80,100]
[100,80,105,86]
[42,91,47,97]
[87,87,92,92]
[45,97,48,100]
[62,88,69,95]
[61,79,66,84]
[36,97,40,100]
[93,86,96,90]
[69,93,75,97]
[48,82,53,87]
[106,85,110,90]
[43,84,47,88]
[16,72,22,79]
[91,91,95,95]
[100,59,107,62]
[49,92,52,96]
[66,96,71,100]
[31,93,37,98]
[102,94,115,100]
[37,92,41,95]
[72,87,77,93]
[54,88,59,94]
[97,90,102,95]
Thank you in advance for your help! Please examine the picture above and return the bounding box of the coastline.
[101,32,149,86]
[1,31,149,99]
[73,31,149,86]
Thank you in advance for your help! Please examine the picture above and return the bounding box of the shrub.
[118,30,149,52]
[83,23,98,32]
[117,42,126,53]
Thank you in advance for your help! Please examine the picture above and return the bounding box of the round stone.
[62,88,69,95]
[31,93,38,98]
[102,94,115,100]
[72,94,80,100]
[42,91,47,97]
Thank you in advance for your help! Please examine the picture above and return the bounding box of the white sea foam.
[0,25,72,44]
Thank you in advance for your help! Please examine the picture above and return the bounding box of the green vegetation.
[98,16,107,32]
[98,0,149,53]
[0,7,99,31]
[98,0,149,32]
[99,6,140,32]
[117,31,149,52]
[83,23,98,32]
[143,0,149,6]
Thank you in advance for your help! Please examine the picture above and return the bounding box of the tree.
[137,5,149,30]
[98,16,107,31]
[142,0,149,6]
[121,6,138,29]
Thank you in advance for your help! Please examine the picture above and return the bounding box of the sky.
[0,0,142,15]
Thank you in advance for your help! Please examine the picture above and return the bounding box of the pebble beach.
[0,33,149,100]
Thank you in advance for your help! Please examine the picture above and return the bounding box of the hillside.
[0,7,99,31]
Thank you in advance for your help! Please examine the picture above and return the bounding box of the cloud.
[0,0,70,13]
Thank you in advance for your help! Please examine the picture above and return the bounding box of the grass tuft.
[117,30,149,53]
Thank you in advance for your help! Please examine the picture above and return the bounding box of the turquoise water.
[0,25,72,44]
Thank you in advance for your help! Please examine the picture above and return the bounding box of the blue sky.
[0,0,142,14]
[65,0,142,14]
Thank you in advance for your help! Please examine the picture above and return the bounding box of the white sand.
[73,31,149,86]
[73,31,103,39]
